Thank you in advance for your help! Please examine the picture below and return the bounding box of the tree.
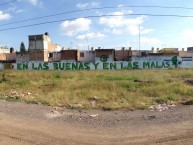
[20,42,26,52]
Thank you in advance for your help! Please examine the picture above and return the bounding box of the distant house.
[95,49,115,62]
[115,48,132,61]
[79,50,95,62]
[0,46,10,53]
[158,48,179,55]
[0,47,16,63]
[48,51,61,62]
[60,50,80,61]
[16,52,29,63]
[28,32,59,62]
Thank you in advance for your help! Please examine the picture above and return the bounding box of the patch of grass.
[1,69,193,110]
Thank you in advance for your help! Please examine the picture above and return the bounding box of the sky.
[1,0,193,51]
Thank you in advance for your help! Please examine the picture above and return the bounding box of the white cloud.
[140,37,160,44]
[182,29,193,41]
[6,6,24,13]
[181,29,193,46]
[99,12,125,28]
[141,27,154,34]
[60,18,92,36]
[21,0,43,6]
[76,3,89,9]
[76,32,105,40]
[112,29,122,35]
[90,2,100,7]
[76,1,100,9]
[28,0,39,5]
[127,26,139,35]
[127,26,154,35]
[0,11,11,21]
[98,11,153,36]
[99,12,144,28]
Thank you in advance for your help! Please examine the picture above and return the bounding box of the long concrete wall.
[0,56,192,70]
[0,60,191,70]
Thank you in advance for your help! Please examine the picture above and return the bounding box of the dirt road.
[0,100,193,145]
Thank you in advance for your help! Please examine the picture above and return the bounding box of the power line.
[1,5,193,27]
[123,5,193,10]
[0,0,17,7]
[0,13,193,32]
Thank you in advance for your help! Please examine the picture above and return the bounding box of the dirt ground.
[0,100,193,145]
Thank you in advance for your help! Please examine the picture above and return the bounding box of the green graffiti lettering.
[156,62,162,68]
[84,62,90,70]
[165,61,170,68]
[17,63,22,70]
[133,62,139,69]
[110,63,116,70]
[103,63,109,70]
[127,62,133,69]
[22,63,28,70]
[93,63,99,70]
[161,62,166,68]
[43,63,49,70]
[66,63,71,70]
[38,63,43,70]
[121,62,124,70]
[150,62,156,68]
[53,63,59,70]
[32,63,38,70]
[59,63,65,70]
[143,62,150,69]
[79,63,84,70]
[72,63,78,70]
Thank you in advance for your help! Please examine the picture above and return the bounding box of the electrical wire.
[1,5,193,27]
[0,13,193,32]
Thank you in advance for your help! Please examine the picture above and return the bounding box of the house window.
[80,52,84,57]
[48,53,53,58]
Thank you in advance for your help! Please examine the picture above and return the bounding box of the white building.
[79,50,95,62]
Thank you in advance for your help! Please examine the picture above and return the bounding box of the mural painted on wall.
[13,61,173,70]
[0,56,189,70]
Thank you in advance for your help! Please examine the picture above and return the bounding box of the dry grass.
[0,69,193,110]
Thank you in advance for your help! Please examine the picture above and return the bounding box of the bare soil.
[0,100,193,145]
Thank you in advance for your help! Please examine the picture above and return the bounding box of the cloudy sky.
[1,0,193,50]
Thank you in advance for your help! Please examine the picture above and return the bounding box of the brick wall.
[60,50,79,61]
[115,50,132,61]
[16,52,30,62]
[0,54,6,61]
[29,50,48,62]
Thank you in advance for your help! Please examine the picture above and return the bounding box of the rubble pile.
[3,91,33,99]
[149,104,176,112]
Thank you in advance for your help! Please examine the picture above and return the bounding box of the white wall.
[79,51,95,62]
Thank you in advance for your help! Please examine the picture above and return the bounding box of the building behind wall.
[28,32,58,62]
[0,46,10,53]
[0,54,6,62]
[79,50,95,62]
[60,50,80,61]
[48,51,61,62]
[115,47,132,61]
[29,50,48,62]
[158,48,179,55]
[16,52,29,62]
[0,47,16,62]
[95,49,115,62]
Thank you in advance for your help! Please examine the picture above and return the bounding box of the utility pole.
[86,37,89,50]
[139,25,141,56]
